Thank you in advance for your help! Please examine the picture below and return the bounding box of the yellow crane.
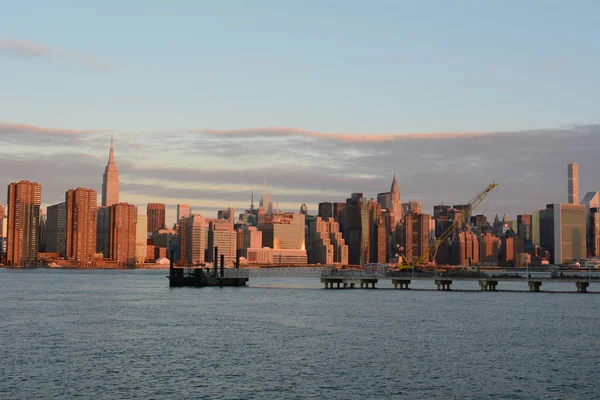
[398,182,498,269]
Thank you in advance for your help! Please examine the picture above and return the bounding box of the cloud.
[190,126,499,143]
[0,121,96,136]
[1,120,600,224]
[0,38,111,72]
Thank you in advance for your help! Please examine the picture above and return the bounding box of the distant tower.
[259,176,272,214]
[6,180,41,266]
[390,171,402,224]
[102,135,120,207]
[568,163,579,204]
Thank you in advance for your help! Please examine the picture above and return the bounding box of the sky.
[1,1,600,225]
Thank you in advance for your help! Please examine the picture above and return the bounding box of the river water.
[1,268,598,399]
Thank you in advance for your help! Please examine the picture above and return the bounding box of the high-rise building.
[342,195,370,265]
[96,206,111,257]
[136,214,147,262]
[390,173,402,224]
[258,212,305,250]
[568,163,579,205]
[404,213,433,264]
[46,202,66,256]
[0,204,5,238]
[109,203,137,264]
[452,229,479,266]
[184,214,208,265]
[318,202,333,220]
[517,214,532,243]
[101,136,120,207]
[402,201,422,216]
[377,192,391,210]
[240,225,262,249]
[540,203,586,264]
[65,188,98,263]
[38,209,46,253]
[147,203,166,234]
[309,217,348,265]
[479,232,500,263]
[333,202,345,225]
[207,221,237,267]
[217,207,235,222]
[6,180,41,266]
[531,210,541,246]
[177,204,191,221]
[299,204,308,215]
[259,176,272,214]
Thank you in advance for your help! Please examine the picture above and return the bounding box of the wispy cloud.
[0,121,97,136]
[191,127,498,143]
[0,38,111,72]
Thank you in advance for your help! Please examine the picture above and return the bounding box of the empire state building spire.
[102,135,120,206]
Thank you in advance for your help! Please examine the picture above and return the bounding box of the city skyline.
[1,122,600,225]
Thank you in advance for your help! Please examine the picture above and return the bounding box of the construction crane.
[399,182,498,269]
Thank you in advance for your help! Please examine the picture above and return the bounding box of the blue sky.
[1,1,600,223]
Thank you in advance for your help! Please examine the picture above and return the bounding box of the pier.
[317,266,600,293]
[168,249,249,288]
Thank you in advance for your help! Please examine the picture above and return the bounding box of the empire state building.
[102,136,120,206]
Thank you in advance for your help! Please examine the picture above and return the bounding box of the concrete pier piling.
[576,281,589,293]
[528,281,542,292]
[479,280,498,291]
[435,279,452,291]
[391,278,411,290]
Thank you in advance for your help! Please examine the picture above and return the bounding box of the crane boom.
[411,182,498,267]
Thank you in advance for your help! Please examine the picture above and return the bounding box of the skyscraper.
[390,172,402,224]
[176,204,191,221]
[65,188,98,263]
[540,203,586,264]
[6,180,42,266]
[136,214,148,262]
[568,163,579,205]
[259,176,272,214]
[147,203,166,234]
[46,202,66,256]
[258,212,305,250]
[109,203,137,264]
[102,136,120,207]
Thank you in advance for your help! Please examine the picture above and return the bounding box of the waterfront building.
[568,163,579,205]
[101,136,120,207]
[242,248,308,265]
[147,203,166,234]
[46,202,66,256]
[96,206,110,257]
[65,188,98,263]
[539,203,586,264]
[258,212,305,250]
[6,180,41,266]
[109,203,137,264]
[318,202,333,220]
[136,214,147,262]
[177,204,191,221]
